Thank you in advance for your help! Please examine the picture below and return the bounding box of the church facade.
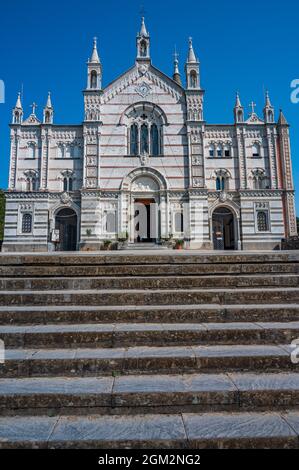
[2,18,297,252]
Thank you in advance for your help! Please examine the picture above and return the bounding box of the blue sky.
[0,0,298,213]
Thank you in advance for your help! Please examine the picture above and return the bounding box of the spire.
[187,37,197,63]
[46,91,52,109]
[139,16,149,37]
[235,91,242,108]
[90,37,100,63]
[15,92,22,109]
[43,92,54,124]
[278,109,288,126]
[234,92,244,123]
[265,90,272,107]
[173,48,182,85]
[136,17,150,60]
[264,90,275,123]
[12,92,23,124]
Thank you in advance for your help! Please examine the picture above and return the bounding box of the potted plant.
[160,233,174,248]
[174,239,184,250]
[117,231,129,250]
[103,239,112,251]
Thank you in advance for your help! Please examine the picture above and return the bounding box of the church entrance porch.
[212,207,235,250]
[55,208,78,251]
[133,198,157,243]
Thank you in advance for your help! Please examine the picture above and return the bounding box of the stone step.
[0,411,298,448]
[1,287,298,306]
[0,251,298,267]
[0,344,295,378]
[1,372,299,416]
[0,304,298,325]
[1,262,298,278]
[1,274,298,291]
[1,322,299,349]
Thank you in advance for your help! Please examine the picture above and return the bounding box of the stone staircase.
[0,250,299,448]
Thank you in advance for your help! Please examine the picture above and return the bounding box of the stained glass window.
[140,124,149,154]
[151,124,159,156]
[130,124,138,155]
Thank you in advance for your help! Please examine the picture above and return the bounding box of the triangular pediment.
[245,113,264,125]
[22,114,41,126]
[101,63,184,104]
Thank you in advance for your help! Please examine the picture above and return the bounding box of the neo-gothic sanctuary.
[3,18,297,252]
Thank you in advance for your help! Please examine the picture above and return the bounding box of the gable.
[101,63,184,105]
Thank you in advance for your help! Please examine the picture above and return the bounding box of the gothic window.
[217,145,222,158]
[90,70,98,89]
[257,211,269,232]
[224,145,231,157]
[65,145,72,158]
[130,124,138,155]
[106,212,116,233]
[252,169,266,189]
[175,212,184,232]
[190,71,197,88]
[45,111,51,124]
[126,104,164,156]
[268,111,274,122]
[151,124,159,156]
[57,145,64,159]
[216,175,226,191]
[26,175,37,191]
[254,176,263,189]
[237,110,243,122]
[27,143,36,159]
[140,40,147,57]
[22,213,32,233]
[140,123,149,154]
[252,144,260,157]
[209,145,215,157]
[63,177,73,192]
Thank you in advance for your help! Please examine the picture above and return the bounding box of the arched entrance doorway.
[55,208,77,251]
[212,207,235,250]
[134,198,157,243]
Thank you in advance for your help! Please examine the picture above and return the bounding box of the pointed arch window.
[237,110,243,123]
[140,123,149,154]
[190,71,197,88]
[151,124,159,156]
[140,40,147,57]
[215,172,228,191]
[209,145,215,157]
[63,177,73,192]
[27,143,36,159]
[25,172,38,191]
[90,70,98,89]
[217,145,223,158]
[252,144,260,157]
[130,124,138,156]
